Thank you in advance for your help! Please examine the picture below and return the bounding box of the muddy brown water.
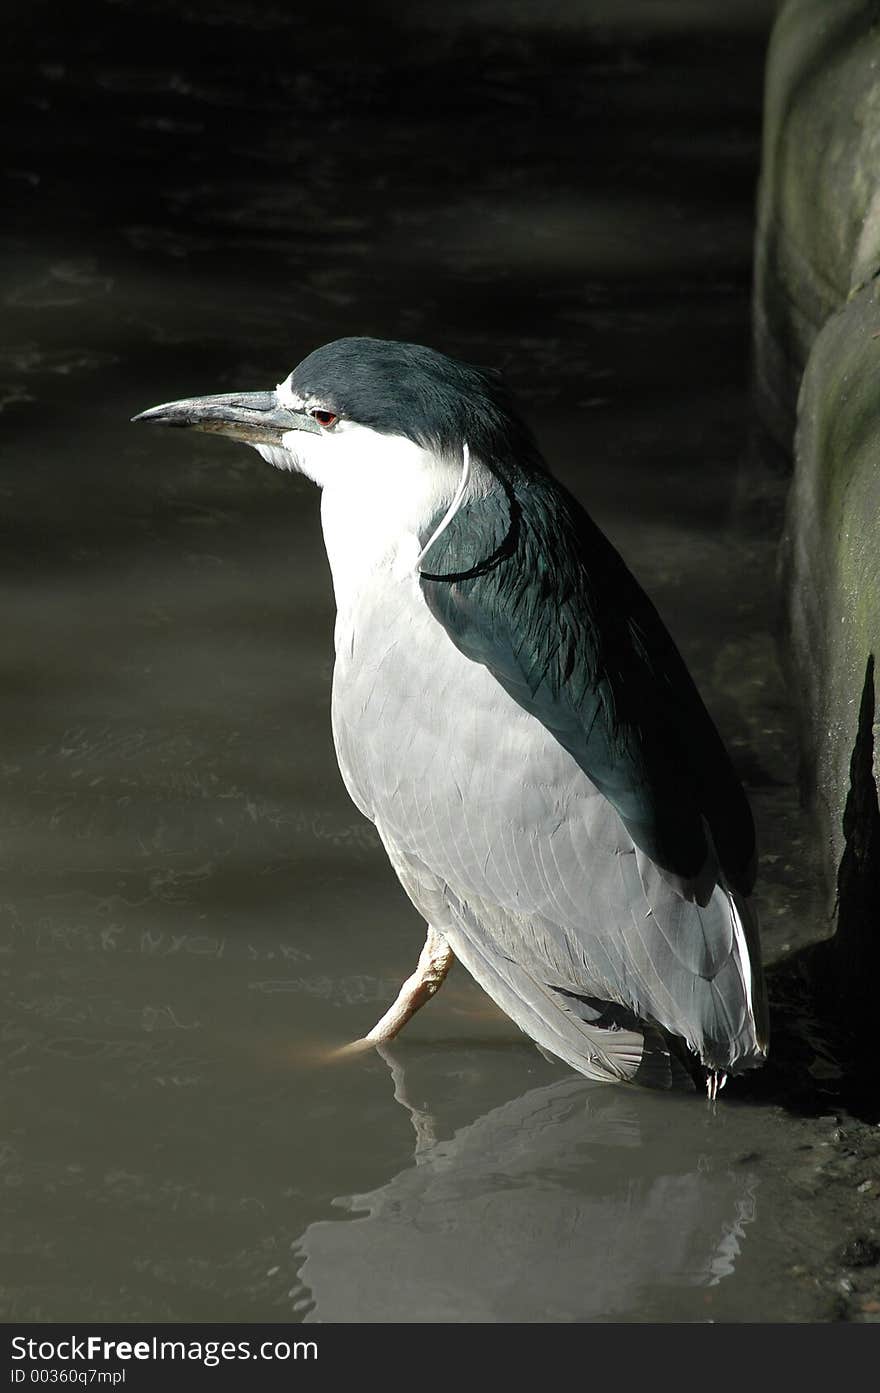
[2,0,878,1323]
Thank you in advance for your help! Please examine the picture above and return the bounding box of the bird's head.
[134,337,542,587]
[133,336,539,493]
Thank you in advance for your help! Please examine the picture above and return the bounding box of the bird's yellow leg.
[354,926,454,1048]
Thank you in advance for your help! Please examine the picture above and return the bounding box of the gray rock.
[754,0,880,453]
[755,1,880,967]
[786,280,880,885]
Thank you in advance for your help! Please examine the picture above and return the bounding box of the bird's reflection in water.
[294,1046,758,1322]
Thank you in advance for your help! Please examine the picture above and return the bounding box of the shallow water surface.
[2,0,866,1324]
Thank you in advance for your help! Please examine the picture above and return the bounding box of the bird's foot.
[326,928,453,1060]
[706,1069,728,1102]
[328,1036,377,1059]
[360,926,454,1045]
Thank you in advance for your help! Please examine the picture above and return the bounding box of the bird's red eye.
[311,409,338,428]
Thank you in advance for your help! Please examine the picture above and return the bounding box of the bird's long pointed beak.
[131,390,320,444]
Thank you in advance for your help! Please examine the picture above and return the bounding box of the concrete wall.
[754,0,880,973]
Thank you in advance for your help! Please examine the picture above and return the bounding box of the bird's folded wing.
[418,471,756,902]
[374,729,762,1072]
[386,842,700,1087]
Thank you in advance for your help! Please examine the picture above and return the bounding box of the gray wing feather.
[386,844,679,1086]
[332,576,766,1079]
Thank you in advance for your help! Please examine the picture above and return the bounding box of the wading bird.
[134,337,768,1095]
